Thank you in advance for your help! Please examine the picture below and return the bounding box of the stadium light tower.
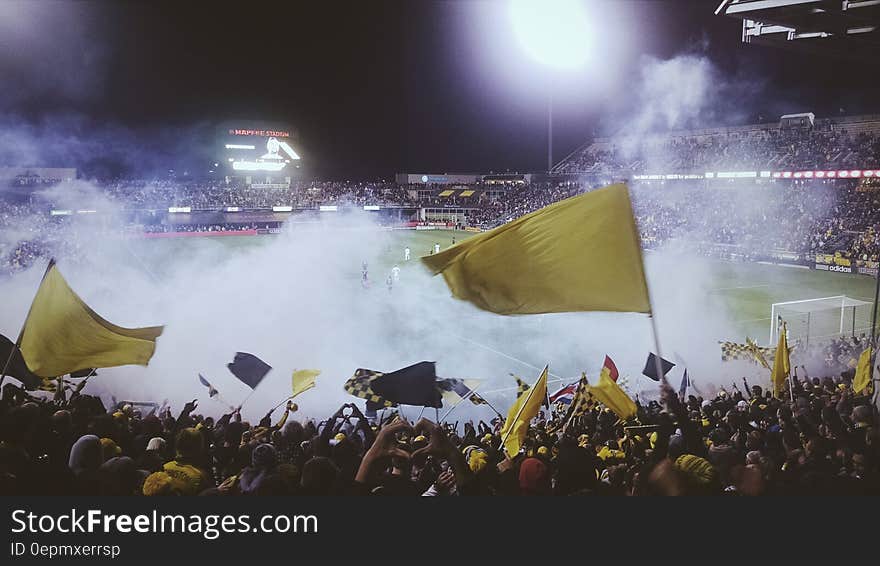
[508,0,593,172]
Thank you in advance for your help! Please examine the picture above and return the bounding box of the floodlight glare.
[509,0,592,70]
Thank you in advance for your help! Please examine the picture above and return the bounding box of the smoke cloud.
[0,177,756,419]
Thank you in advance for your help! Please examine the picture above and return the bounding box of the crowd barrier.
[140,229,259,238]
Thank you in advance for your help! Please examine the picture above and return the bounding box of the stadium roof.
[716,0,880,59]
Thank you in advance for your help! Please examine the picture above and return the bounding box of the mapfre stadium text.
[10,509,318,540]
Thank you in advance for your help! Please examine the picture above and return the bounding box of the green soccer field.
[130,229,877,348]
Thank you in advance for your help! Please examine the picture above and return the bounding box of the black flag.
[70,368,96,378]
[370,361,443,408]
[227,352,271,389]
[0,334,42,390]
[642,353,674,382]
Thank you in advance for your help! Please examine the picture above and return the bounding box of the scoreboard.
[220,122,301,174]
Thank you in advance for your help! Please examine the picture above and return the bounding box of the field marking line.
[122,239,162,285]
[448,333,567,393]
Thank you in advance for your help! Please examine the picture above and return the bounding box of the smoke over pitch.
[0,178,745,417]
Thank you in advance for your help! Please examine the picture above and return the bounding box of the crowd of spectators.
[555,120,880,175]
[97,180,417,210]
[3,177,879,273]
[1,345,876,496]
[3,116,880,272]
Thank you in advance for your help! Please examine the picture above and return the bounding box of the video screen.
[222,125,301,173]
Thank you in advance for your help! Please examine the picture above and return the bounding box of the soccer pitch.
[132,229,877,348]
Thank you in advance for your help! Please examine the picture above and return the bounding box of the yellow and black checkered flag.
[512,374,530,399]
[343,368,396,408]
[37,380,59,393]
[469,392,489,405]
[720,341,775,365]
[563,373,593,425]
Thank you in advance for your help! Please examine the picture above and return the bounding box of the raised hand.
[411,418,456,463]
[355,419,414,484]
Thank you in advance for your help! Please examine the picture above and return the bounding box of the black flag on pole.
[642,352,674,382]
[227,352,271,389]
[1,333,42,390]
[370,361,443,408]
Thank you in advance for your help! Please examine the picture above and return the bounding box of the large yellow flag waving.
[853,347,873,394]
[587,370,637,421]
[19,261,164,378]
[499,366,548,457]
[422,184,650,315]
[770,323,790,397]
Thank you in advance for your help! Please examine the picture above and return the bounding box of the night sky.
[1,0,878,178]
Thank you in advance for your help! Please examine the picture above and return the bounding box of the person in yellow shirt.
[162,428,212,496]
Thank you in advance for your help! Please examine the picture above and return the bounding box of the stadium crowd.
[554,122,880,175]
[96,180,417,210]
[3,178,879,273]
[3,114,880,273]
[0,350,876,496]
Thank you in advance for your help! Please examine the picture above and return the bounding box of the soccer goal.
[769,296,874,347]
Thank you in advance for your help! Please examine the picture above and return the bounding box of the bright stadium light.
[508,0,593,70]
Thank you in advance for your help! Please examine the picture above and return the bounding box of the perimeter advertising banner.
[815,263,854,273]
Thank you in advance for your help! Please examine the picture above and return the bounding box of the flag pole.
[237,387,259,414]
[868,265,879,407]
[269,395,294,413]
[440,390,473,422]
[480,398,504,420]
[500,365,547,457]
[0,258,56,389]
[214,394,236,413]
[648,314,668,387]
[439,382,486,422]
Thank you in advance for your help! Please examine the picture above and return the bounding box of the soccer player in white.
[404,247,410,261]
[391,264,400,281]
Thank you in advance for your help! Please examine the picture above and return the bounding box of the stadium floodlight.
[508,0,592,70]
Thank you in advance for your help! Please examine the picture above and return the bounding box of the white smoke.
[0,178,752,419]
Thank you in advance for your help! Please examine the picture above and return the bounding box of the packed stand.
[1,349,877,496]
[555,123,880,176]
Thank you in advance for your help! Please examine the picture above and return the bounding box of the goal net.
[769,295,874,347]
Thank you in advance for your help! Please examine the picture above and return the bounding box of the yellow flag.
[853,347,873,394]
[19,262,163,378]
[422,184,650,315]
[746,337,771,370]
[500,366,548,457]
[770,324,790,397]
[291,369,320,398]
[587,372,637,421]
